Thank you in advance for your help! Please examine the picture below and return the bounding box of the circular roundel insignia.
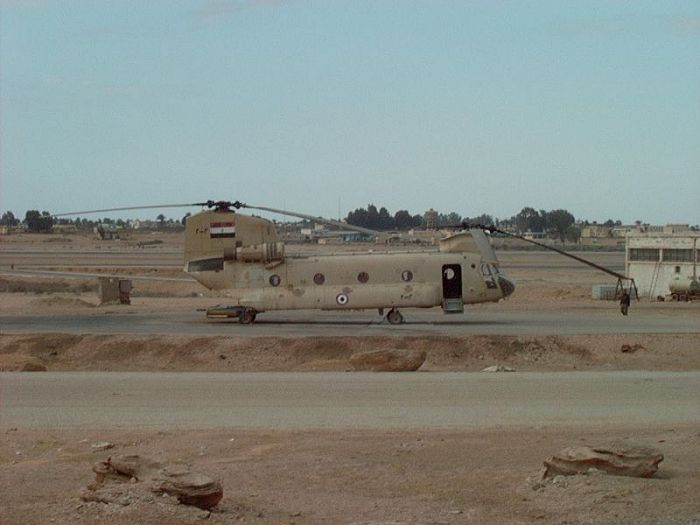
[336,293,349,305]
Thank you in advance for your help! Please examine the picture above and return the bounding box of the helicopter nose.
[498,276,515,298]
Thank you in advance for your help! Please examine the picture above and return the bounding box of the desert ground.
[1,230,699,524]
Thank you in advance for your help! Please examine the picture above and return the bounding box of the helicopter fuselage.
[189,250,508,311]
[184,210,514,314]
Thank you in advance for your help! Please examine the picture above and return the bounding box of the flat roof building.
[626,231,699,298]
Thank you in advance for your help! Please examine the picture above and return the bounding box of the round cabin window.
[357,271,369,283]
[401,270,413,282]
[269,274,281,287]
[313,273,325,285]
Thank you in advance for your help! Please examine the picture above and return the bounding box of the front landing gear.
[386,308,404,325]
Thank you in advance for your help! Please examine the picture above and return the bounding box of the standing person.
[620,289,631,316]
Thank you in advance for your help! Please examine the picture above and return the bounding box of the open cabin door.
[442,264,464,313]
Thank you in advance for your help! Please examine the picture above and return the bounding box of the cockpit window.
[481,263,498,289]
[481,263,500,276]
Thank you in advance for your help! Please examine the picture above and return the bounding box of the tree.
[1,211,19,226]
[546,209,575,241]
[393,210,413,230]
[565,225,581,243]
[182,212,191,226]
[366,205,379,229]
[515,207,545,233]
[438,212,462,227]
[464,213,494,226]
[377,207,395,230]
[346,204,400,230]
[24,210,54,233]
[497,216,516,230]
[346,207,370,229]
[156,214,166,228]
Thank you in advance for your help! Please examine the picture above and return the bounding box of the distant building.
[580,224,625,248]
[53,224,78,234]
[581,225,611,238]
[523,231,546,240]
[611,224,643,238]
[626,231,700,298]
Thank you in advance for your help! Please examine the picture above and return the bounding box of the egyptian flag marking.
[210,221,236,238]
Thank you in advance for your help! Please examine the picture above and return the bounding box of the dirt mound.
[1,333,699,372]
[0,277,95,294]
[28,296,96,308]
[349,349,427,371]
[0,354,48,372]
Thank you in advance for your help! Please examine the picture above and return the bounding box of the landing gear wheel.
[239,308,257,324]
[386,309,404,325]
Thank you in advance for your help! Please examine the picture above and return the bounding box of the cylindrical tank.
[236,242,285,263]
[669,277,700,294]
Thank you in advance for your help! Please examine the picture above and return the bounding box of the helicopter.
[45,199,636,324]
[47,200,515,324]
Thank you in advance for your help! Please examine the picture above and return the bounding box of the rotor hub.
[200,200,245,212]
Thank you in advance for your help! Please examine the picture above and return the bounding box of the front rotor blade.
[53,203,206,217]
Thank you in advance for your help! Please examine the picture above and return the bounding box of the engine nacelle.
[236,242,285,263]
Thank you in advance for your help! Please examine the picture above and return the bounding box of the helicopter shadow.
[205,318,513,327]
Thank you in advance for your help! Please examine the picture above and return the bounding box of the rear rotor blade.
[239,203,380,236]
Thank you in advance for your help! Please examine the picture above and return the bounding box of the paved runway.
[2,371,698,429]
[1,305,698,336]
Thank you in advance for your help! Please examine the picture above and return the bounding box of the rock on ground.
[481,365,516,372]
[621,343,645,353]
[85,454,223,510]
[349,349,426,372]
[543,443,664,478]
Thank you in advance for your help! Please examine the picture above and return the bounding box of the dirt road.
[3,371,699,429]
[2,303,698,336]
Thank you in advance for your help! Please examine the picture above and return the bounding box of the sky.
[1,0,698,225]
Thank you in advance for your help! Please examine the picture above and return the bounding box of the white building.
[626,232,700,298]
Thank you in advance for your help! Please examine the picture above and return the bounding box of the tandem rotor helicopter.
[47,199,638,324]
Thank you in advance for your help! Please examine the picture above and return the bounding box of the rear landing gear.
[239,308,257,324]
[203,305,258,324]
[386,308,404,325]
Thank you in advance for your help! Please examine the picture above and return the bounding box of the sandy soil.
[2,425,699,525]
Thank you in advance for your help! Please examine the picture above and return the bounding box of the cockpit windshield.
[480,263,500,276]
